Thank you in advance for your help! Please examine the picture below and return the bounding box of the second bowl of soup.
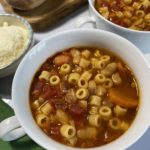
[77,0,150,53]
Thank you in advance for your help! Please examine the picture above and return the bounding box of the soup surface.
[30,47,139,148]
[95,0,150,31]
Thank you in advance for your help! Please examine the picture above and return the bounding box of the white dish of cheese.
[0,14,33,77]
[0,22,29,69]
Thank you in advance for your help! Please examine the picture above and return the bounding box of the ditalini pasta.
[30,47,139,148]
[59,63,71,75]
[95,0,150,31]
[39,70,50,81]
[60,124,76,138]
[49,75,60,85]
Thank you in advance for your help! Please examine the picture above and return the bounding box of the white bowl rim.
[88,0,150,34]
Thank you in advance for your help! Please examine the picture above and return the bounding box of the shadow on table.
[36,5,88,33]
[0,75,14,99]
[10,136,44,150]
[0,136,44,150]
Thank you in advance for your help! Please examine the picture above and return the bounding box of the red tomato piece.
[55,101,68,111]
[42,84,54,99]
[69,103,86,116]
[33,80,45,91]
[50,125,60,136]
[53,54,71,66]
[31,80,45,99]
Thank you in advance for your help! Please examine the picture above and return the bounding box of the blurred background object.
[4,0,47,10]
[0,14,33,78]
[1,0,87,31]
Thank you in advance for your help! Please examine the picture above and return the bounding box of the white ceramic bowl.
[1,29,150,150]
[0,14,33,78]
[76,0,150,53]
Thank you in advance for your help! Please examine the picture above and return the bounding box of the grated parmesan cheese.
[0,22,29,69]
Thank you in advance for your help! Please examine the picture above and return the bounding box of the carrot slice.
[108,88,138,108]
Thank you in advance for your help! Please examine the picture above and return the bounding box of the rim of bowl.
[0,13,33,70]
[89,0,150,34]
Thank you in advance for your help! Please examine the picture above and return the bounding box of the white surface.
[34,9,90,42]
[0,4,150,150]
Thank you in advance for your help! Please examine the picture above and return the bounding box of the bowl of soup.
[30,46,139,148]
[76,0,150,53]
[95,0,150,31]
[1,29,150,150]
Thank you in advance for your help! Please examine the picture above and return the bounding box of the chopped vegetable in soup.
[95,0,150,31]
[30,47,139,148]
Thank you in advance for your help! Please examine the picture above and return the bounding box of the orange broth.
[30,47,139,148]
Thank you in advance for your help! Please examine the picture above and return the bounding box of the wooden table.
[0,0,87,31]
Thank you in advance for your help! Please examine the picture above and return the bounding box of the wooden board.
[0,0,87,32]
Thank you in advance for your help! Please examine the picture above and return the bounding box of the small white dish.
[0,14,34,78]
